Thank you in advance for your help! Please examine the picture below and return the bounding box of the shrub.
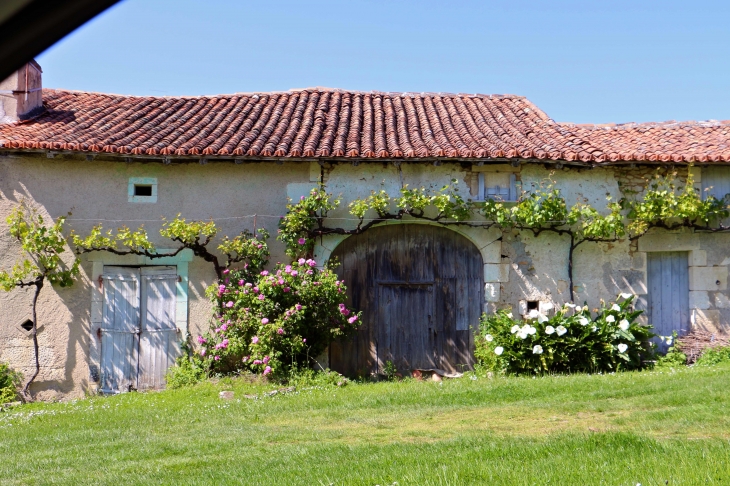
[695,346,730,366]
[165,355,208,389]
[198,258,360,378]
[0,362,22,404]
[476,295,655,374]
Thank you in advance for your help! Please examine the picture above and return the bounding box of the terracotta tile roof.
[0,88,728,164]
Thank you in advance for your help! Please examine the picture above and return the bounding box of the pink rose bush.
[200,258,360,378]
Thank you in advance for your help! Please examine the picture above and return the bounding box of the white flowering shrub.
[476,295,655,374]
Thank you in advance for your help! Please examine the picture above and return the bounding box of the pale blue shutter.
[100,267,140,394]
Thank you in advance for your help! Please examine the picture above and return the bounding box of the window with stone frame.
[478,171,519,202]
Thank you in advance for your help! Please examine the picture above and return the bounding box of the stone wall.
[1,155,728,398]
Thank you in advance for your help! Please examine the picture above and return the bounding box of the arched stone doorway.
[330,223,484,377]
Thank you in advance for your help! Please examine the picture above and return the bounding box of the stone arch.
[326,222,485,377]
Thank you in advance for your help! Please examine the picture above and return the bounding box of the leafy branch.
[0,203,80,398]
[72,215,270,280]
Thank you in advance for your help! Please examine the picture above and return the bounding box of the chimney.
[0,60,43,124]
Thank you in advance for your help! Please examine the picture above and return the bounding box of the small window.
[134,185,153,197]
[526,301,539,311]
[128,177,157,203]
[478,172,519,202]
[20,319,33,332]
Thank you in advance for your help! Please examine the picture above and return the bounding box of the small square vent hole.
[20,319,33,332]
[526,301,539,311]
[134,185,153,197]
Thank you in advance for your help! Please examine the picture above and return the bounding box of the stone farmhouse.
[1,62,729,398]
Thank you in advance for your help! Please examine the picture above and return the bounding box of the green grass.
[1,365,730,485]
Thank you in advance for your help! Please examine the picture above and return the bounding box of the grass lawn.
[1,365,729,485]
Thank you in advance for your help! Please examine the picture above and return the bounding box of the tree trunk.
[22,279,43,399]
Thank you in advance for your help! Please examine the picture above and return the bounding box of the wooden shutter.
[702,167,730,201]
[100,267,140,394]
[137,266,180,391]
[647,252,689,352]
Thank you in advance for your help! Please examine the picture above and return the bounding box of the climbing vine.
[0,203,80,398]
[277,168,730,302]
[72,215,270,280]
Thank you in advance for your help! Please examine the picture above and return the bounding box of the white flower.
[510,325,520,334]
[617,343,628,353]
[485,334,494,342]
[518,331,528,339]
[665,336,673,345]
[545,325,555,335]
[542,302,554,311]
[611,304,621,311]
[620,293,633,299]
[537,313,548,324]
[556,325,567,336]
[494,346,504,355]
[564,303,576,308]
[619,319,630,331]
[528,325,537,335]
[507,312,513,318]
[606,315,616,323]
[532,345,543,354]
[527,309,540,319]
[578,317,589,326]
[591,325,598,332]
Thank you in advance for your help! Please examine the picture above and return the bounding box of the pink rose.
[298,238,306,245]
[219,284,226,292]
[303,338,307,343]
[239,280,245,286]
[197,335,207,344]
[252,336,259,344]
[261,270,269,276]
[214,356,220,361]
[263,366,272,375]
[261,318,269,324]
[300,196,305,201]
[253,359,262,365]
[285,265,292,273]
[306,270,313,275]
[277,328,284,335]
[307,259,316,267]
[278,278,285,285]
[283,287,290,293]
[223,269,230,275]
[200,348,206,357]
[295,304,302,311]
[348,315,358,324]
[263,356,270,364]
[220,323,228,331]
[258,294,265,301]
[226,301,234,308]
[298,258,306,265]
[291,271,298,277]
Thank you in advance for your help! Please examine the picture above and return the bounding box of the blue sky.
[37,0,730,124]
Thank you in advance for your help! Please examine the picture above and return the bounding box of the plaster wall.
[2,155,730,399]
[0,154,307,399]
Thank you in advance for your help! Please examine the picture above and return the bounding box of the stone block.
[638,232,699,252]
[689,266,728,291]
[691,309,722,334]
[484,283,501,302]
[480,240,502,264]
[484,263,509,283]
[689,250,707,267]
[714,292,730,309]
[689,291,711,310]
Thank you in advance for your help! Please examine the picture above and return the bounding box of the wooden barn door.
[137,267,180,391]
[647,252,689,352]
[100,266,180,393]
[330,224,483,376]
[100,267,141,394]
